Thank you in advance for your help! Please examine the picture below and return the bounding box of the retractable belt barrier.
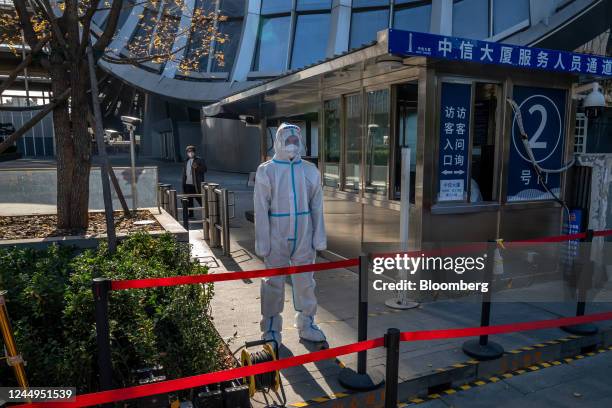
[110,229,612,291]
[14,229,612,407]
[14,311,612,408]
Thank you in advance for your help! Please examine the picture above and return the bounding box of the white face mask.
[187,151,195,159]
[285,144,299,158]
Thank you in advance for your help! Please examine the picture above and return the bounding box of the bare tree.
[0,0,226,229]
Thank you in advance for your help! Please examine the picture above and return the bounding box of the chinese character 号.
[520,170,531,185]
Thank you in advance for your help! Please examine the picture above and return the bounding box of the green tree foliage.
[0,233,219,392]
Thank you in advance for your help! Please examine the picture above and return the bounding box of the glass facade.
[452,0,489,39]
[296,0,332,11]
[261,0,292,14]
[324,99,341,188]
[365,89,390,196]
[393,2,432,33]
[493,0,529,35]
[291,13,331,69]
[350,8,390,49]
[220,0,246,17]
[344,94,363,192]
[211,20,243,72]
[253,16,291,72]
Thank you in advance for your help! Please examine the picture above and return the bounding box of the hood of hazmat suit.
[253,123,328,343]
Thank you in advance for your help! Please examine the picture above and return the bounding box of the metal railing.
[156,182,233,256]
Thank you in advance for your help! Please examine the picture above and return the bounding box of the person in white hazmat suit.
[254,123,327,345]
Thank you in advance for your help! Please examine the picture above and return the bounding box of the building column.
[326,0,351,58]
[430,0,453,36]
[230,0,262,82]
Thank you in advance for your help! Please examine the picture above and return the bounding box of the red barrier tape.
[109,229,612,291]
[111,258,359,291]
[16,311,612,408]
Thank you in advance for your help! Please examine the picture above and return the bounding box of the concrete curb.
[0,207,188,249]
[286,327,612,408]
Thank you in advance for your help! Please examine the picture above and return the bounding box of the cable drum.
[241,343,281,397]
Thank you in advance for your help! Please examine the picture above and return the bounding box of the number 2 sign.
[507,86,567,202]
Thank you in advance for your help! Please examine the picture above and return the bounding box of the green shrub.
[0,233,219,393]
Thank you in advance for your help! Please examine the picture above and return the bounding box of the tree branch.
[0,34,51,96]
[13,0,38,47]
[93,0,124,53]
[80,0,102,56]
[0,88,71,155]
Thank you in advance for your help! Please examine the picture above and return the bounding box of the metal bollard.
[159,184,171,213]
[221,189,231,256]
[92,278,113,392]
[561,229,598,335]
[384,328,400,408]
[181,197,189,230]
[207,183,220,247]
[156,183,163,213]
[167,189,178,219]
[338,255,384,390]
[201,182,209,241]
[462,240,504,360]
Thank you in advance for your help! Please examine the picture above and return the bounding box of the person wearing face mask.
[254,123,328,346]
[182,145,207,217]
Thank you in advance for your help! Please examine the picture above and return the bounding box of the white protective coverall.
[254,123,327,344]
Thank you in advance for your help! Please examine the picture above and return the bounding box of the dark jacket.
[182,156,207,192]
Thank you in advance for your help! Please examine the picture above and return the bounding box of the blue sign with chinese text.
[507,86,567,202]
[388,29,612,78]
[438,82,470,202]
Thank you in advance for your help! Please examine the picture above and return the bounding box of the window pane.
[291,13,331,69]
[253,16,290,72]
[471,83,499,202]
[365,89,390,196]
[353,0,389,7]
[350,8,389,49]
[220,0,246,17]
[261,0,291,14]
[324,99,341,188]
[211,20,243,72]
[296,0,331,11]
[393,3,432,33]
[493,0,529,34]
[344,94,362,192]
[452,0,489,39]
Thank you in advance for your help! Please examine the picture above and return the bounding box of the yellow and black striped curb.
[399,345,612,406]
[285,338,612,408]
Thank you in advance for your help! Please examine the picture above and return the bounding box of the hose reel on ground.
[238,339,286,407]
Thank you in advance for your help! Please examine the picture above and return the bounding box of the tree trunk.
[51,52,92,230]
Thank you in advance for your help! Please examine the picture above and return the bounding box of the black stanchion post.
[338,255,384,390]
[93,278,113,391]
[462,240,504,360]
[562,229,598,335]
[384,328,400,408]
[181,197,189,230]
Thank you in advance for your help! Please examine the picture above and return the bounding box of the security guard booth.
[204,29,611,260]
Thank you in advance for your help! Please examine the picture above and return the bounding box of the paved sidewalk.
[414,349,612,408]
